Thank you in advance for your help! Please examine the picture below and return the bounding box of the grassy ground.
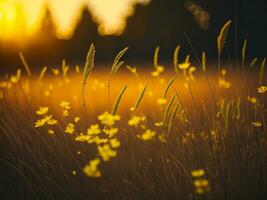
[0,62,266,200]
[0,21,266,200]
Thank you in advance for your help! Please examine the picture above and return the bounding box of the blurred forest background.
[0,0,266,71]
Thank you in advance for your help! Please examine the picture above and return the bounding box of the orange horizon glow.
[0,0,150,41]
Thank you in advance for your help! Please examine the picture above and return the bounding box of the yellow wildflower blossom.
[36,107,49,115]
[98,144,117,162]
[252,121,262,127]
[257,86,267,94]
[10,69,21,84]
[48,129,55,135]
[89,136,108,145]
[98,112,120,126]
[65,123,75,134]
[151,70,160,77]
[62,110,69,117]
[110,138,121,148]
[74,117,80,123]
[194,179,209,187]
[35,115,52,128]
[191,169,205,177]
[75,133,91,142]
[47,119,57,125]
[60,101,71,110]
[248,96,257,104]
[138,129,156,141]
[87,124,101,135]
[155,122,163,127]
[52,68,59,75]
[178,61,190,70]
[83,158,101,178]
[156,65,164,72]
[128,116,141,126]
[103,128,118,138]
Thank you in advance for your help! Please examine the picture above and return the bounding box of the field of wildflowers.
[0,21,266,199]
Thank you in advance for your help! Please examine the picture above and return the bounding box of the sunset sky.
[0,0,150,40]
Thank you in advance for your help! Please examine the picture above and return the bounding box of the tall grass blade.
[132,82,147,111]
[19,52,31,77]
[39,66,48,81]
[173,45,180,73]
[168,102,179,133]
[111,47,129,74]
[153,46,160,67]
[259,57,266,85]
[217,20,232,56]
[83,43,95,86]
[112,85,128,115]
[163,74,177,99]
[202,51,206,72]
[163,94,176,124]
[242,39,247,66]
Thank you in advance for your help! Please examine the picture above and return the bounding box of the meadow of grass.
[0,21,267,200]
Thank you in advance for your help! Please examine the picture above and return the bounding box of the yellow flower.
[75,133,91,142]
[128,116,141,126]
[103,128,118,138]
[257,86,267,94]
[156,65,164,72]
[252,121,262,127]
[151,70,160,77]
[98,112,120,126]
[178,62,190,70]
[87,124,101,135]
[248,96,257,104]
[52,68,59,75]
[98,144,117,162]
[194,179,209,187]
[155,122,163,127]
[10,69,21,84]
[35,115,52,128]
[36,107,49,115]
[83,158,101,178]
[110,138,120,148]
[138,129,156,141]
[74,117,80,123]
[157,98,167,105]
[191,169,205,177]
[62,110,69,117]
[48,129,55,135]
[90,136,108,145]
[47,118,57,125]
[65,123,75,134]
[60,101,71,110]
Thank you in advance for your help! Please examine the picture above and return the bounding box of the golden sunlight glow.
[0,0,151,40]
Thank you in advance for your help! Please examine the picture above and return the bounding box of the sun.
[0,1,26,40]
